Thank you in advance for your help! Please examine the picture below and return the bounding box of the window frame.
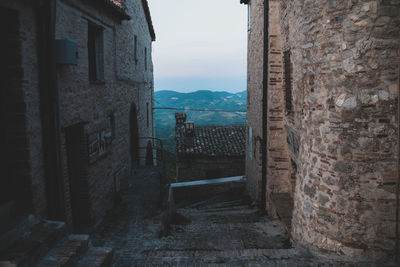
[88,22,104,83]
[144,47,147,71]
[134,35,138,65]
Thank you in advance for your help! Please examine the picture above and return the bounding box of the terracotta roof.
[176,125,245,157]
[87,0,131,20]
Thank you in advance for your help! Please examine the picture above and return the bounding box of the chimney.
[175,112,187,127]
[184,122,195,147]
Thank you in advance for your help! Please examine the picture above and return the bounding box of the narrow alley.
[90,167,341,266]
[1,0,399,265]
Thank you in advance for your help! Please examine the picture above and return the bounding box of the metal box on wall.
[56,38,78,65]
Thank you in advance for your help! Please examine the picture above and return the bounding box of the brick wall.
[55,0,155,227]
[266,1,291,214]
[0,0,155,230]
[245,0,292,215]
[245,0,265,204]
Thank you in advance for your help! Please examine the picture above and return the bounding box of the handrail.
[139,136,163,142]
[137,136,169,205]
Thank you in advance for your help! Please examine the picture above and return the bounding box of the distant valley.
[154,90,247,153]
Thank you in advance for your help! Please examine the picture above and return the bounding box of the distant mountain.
[155,90,247,153]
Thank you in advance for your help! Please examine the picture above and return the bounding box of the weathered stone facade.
[0,0,155,234]
[244,0,400,262]
[56,0,155,229]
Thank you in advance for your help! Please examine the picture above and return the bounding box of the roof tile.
[176,125,246,157]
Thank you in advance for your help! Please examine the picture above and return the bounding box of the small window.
[249,127,253,160]
[109,112,115,139]
[146,102,149,128]
[144,47,147,71]
[88,22,104,82]
[134,35,138,65]
[284,50,292,113]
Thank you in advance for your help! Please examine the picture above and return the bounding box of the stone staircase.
[128,190,333,266]
[133,248,324,266]
[0,220,113,267]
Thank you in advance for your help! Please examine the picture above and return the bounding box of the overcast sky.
[148,0,247,93]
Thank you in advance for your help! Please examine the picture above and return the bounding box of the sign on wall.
[88,130,113,164]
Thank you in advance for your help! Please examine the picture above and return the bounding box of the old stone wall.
[117,0,155,166]
[0,0,154,230]
[279,0,400,261]
[0,0,47,217]
[56,0,154,227]
[245,0,265,204]
[177,157,245,182]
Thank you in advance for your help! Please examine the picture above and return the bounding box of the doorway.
[65,123,91,232]
[0,7,22,210]
[0,75,13,207]
[130,103,139,166]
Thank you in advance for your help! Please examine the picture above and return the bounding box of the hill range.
[154,90,247,153]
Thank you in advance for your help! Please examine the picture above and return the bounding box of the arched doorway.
[129,103,140,166]
[145,140,153,166]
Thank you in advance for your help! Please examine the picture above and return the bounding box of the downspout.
[261,0,269,211]
[396,57,400,262]
[38,0,65,221]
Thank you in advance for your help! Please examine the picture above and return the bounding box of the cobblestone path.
[90,167,357,266]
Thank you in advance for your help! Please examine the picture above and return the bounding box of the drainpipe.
[38,0,65,221]
[396,57,400,262]
[261,0,269,211]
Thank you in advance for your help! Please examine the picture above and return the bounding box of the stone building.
[242,0,400,262]
[175,113,245,181]
[0,0,155,240]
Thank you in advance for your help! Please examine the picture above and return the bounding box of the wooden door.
[65,124,91,232]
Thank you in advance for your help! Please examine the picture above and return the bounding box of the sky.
[148,0,248,93]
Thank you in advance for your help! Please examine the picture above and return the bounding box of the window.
[249,127,253,160]
[109,112,115,139]
[144,47,147,71]
[134,35,138,65]
[146,102,149,128]
[88,22,104,82]
[284,50,292,113]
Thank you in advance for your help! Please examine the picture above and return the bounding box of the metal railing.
[137,137,170,205]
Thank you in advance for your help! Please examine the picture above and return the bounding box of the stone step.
[76,247,114,267]
[198,204,255,213]
[0,220,67,267]
[37,234,90,267]
[182,196,248,209]
[0,213,37,252]
[171,176,246,203]
[179,207,260,219]
[130,248,317,265]
[132,258,329,266]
